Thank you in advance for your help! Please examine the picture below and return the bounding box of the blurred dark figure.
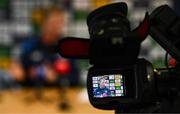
[19,7,80,87]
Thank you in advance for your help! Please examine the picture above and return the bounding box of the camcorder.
[57,2,180,113]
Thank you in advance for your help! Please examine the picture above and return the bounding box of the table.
[0,87,114,113]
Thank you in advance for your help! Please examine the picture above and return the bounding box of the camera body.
[57,2,180,112]
[85,3,155,109]
[87,59,155,109]
[58,2,153,110]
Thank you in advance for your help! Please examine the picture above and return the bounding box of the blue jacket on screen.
[94,87,111,97]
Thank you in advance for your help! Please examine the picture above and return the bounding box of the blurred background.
[0,0,178,113]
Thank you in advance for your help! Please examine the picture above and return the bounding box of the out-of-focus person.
[19,7,80,86]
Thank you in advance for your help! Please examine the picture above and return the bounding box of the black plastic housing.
[87,59,155,110]
[149,5,180,61]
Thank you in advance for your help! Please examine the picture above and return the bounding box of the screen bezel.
[87,66,137,103]
[92,73,126,98]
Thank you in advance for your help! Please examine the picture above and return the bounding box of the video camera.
[57,2,180,113]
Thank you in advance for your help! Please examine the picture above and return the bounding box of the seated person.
[20,7,80,86]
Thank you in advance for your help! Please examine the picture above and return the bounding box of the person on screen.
[94,77,111,97]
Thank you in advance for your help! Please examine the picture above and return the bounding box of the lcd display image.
[92,74,125,98]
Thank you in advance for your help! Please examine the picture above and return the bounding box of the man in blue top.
[20,7,79,86]
[94,77,111,97]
